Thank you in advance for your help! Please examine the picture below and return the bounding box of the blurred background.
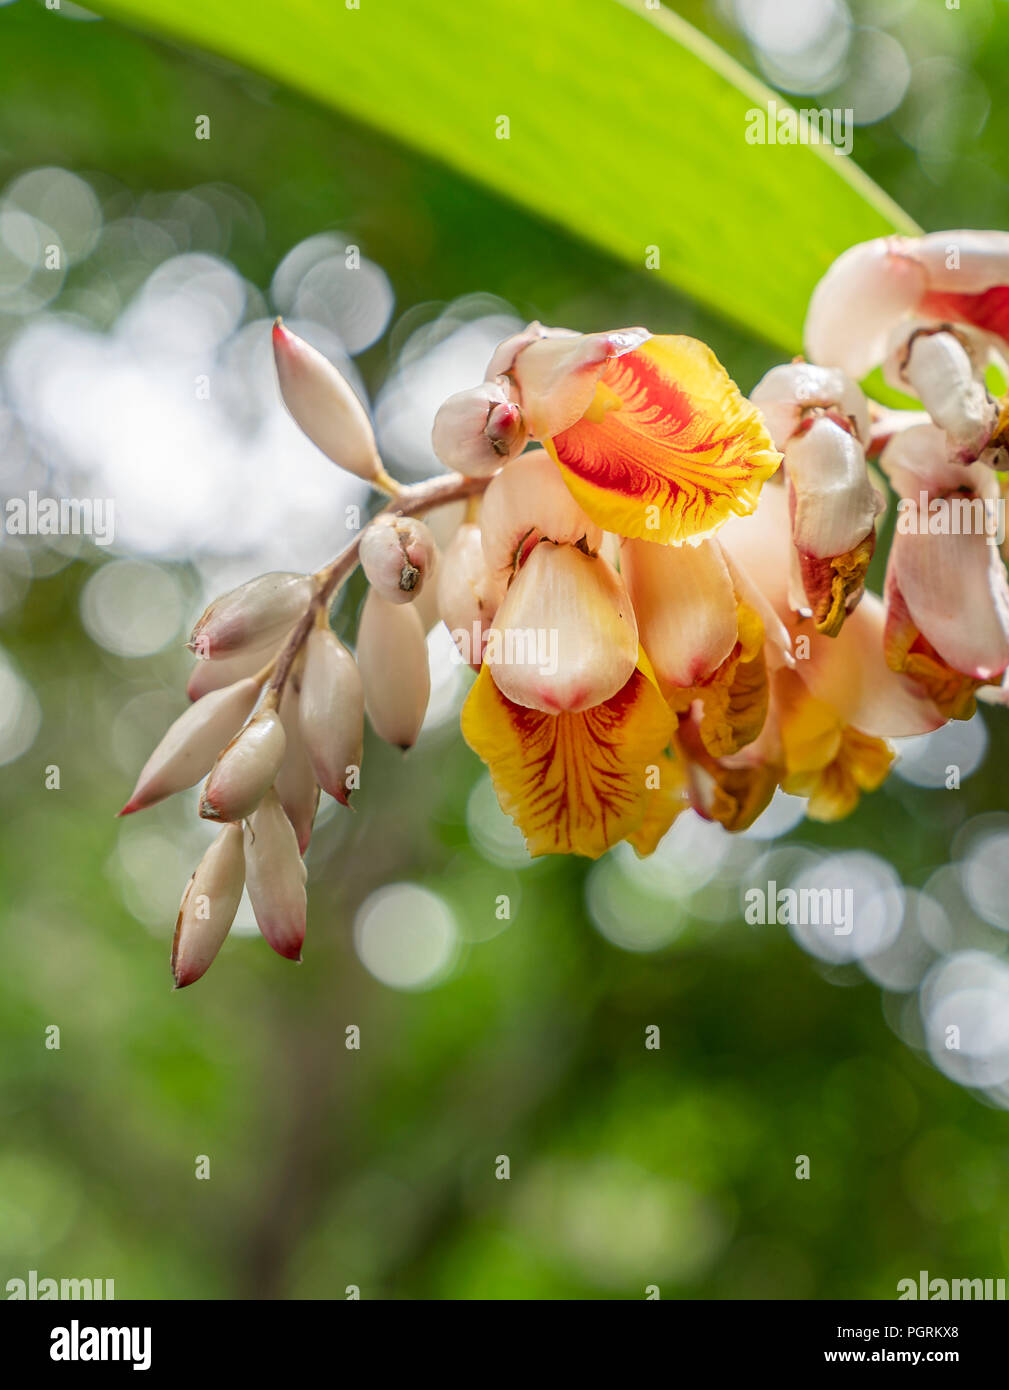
[2,0,1009,1299]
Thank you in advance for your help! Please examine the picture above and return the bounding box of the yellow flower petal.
[798,532,876,637]
[775,669,844,775]
[666,602,770,758]
[545,336,780,545]
[461,664,675,858]
[686,750,779,833]
[624,750,690,856]
[775,669,893,821]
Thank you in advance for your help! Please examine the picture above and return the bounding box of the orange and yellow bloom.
[430,323,784,857]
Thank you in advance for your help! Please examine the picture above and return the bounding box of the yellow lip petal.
[775,668,844,775]
[680,732,779,833]
[461,663,674,859]
[623,750,690,856]
[775,669,894,821]
[664,601,770,759]
[545,336,780,546]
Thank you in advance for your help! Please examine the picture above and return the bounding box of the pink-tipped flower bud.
[243,790,307,962]
[190,572,312,660]
[431,381,527,476]
[187,642,279,701]
[275,682,320,855]
[171,823,245,988]
[120,677,260,816]
[299,627,365,804]
[486,543,638,713]
[272,320,387,484]
[200,706,286,822]
[356,590,430,749]
[359,514,437,604]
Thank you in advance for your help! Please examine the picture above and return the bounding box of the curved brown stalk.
[267,470,490,701]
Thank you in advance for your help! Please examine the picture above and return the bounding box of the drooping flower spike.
[120,259,1009,985]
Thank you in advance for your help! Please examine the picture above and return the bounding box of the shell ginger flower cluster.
[121,232,1009,986]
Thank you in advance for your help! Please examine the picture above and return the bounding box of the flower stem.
[268,470,489,700]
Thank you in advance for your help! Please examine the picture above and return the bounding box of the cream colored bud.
[411,541,443,633]
[121,677,260,816]
[911,229,1009,293]
[437,522,504,668]
[431,381,527,476]
[784,417,883,559]
[359,514,437,604]
[272,320,385,483]
[190,572,312,659]
[484,321,577,380]
[243,790,307,962]
[621,536,737,692]
[804,237,926,378]
[486,542,637,712]
[275,682,319,855]
[200,706,286,822]
[171,824,245,988]
[750,361,870,449]
[902,330,997,463]
[299,627,365,803]
[187,643,274,701]
[356,590,430,749]
[503,326,650,438]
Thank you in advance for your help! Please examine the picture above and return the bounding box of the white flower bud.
[187,643,278,701]
[411,541,443,633]
[359,514,437,604]
[784,417,883,559]
[299,627,365,803]
[200,706,286,822]
[437,521,504,668]
[171,823,245,988]
[486,542,637,713]
[272,321,386,483]
[804,237,926,378]
[502,326,650,438]
[750,361,870,449]
[621,536,737,691]
[431,380,527,476]
[911,229,1009,293]
[275,682,319,855]
[121,677,260,816]
[356,590,430,749]
[901,330,997,462]
[190,572,312,660]
[243,790,307,962]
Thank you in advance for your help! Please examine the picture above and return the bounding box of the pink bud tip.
[117,799,141,818]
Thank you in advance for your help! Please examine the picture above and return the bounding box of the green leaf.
[86,0,919,350]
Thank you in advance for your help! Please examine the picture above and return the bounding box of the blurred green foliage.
[86,0,916,349]
[1,0,1008,1301]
